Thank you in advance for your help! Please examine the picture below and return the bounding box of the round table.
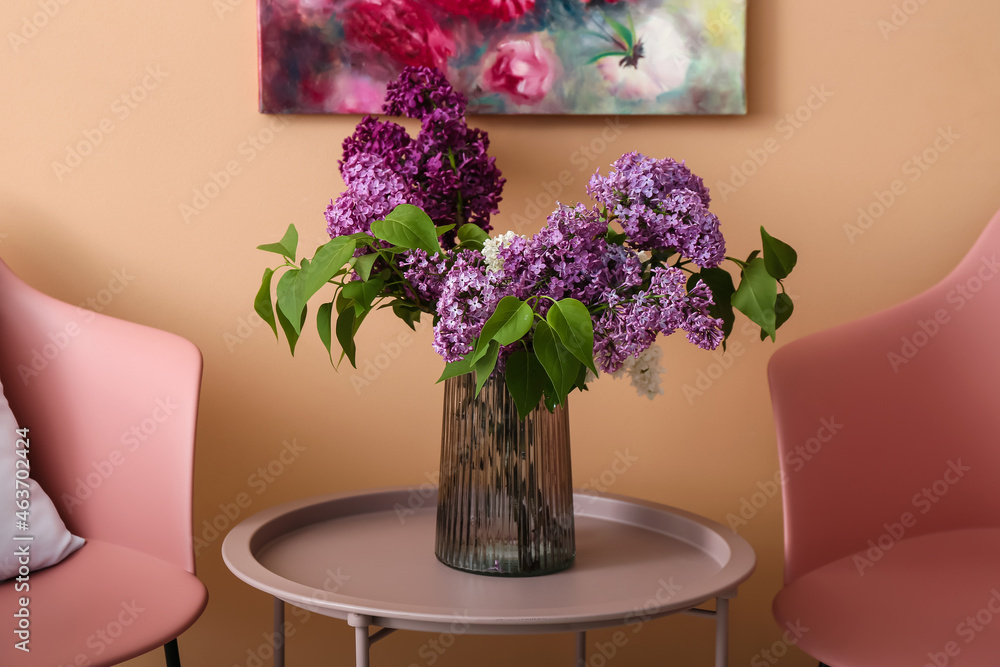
[222,487,755,666]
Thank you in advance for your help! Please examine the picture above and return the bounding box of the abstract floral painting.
[258,0,746,115]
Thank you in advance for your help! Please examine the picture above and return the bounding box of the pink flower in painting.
[427,0,535,22]
[483,34,557,105]
[343,0,455,70]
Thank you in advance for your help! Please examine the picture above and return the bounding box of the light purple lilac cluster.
[326,66,504,249]
[587,152,726,268]
[429,187,725,374]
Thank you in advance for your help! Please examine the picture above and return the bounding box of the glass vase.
[435,372,575,576]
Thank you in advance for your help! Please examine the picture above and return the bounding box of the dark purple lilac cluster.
[328,66,504,247]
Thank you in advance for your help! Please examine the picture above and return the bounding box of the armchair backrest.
[768,209,1000,583]
[0,259,202,573]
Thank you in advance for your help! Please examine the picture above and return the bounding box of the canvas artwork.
[258,0,746,115]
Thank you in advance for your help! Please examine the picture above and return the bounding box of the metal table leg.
[348,613,372,667]
[273,597,285,667]
[714,596,730,667]
[576,631,586,667]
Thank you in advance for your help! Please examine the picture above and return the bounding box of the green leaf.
[276,302,306,355]
[775,292,794,330]
[760,227,798,280]
[474,340,500,396]
[369,204,443,256]
[253,268,278,339]
[470,296,534,363]
[688,268,736,339]
[317,300,334,363]
[504,348,546,420]
[435,224,456,237]
[275,269,306,335]
[391,301,422,330]
[256,224,298,261]
[746,249,760,263]
[335,304,358,368]
[533,320,580,403]
[605,13,633,49]
[352,253,379,282]
[299,237,356,300]
[546,298,597,375]
[438,355,475,383]
[457,224,489,244]
[732,258,778,341]
[586,50,626,64]
[605,223,627,246]
[341,276,385,310]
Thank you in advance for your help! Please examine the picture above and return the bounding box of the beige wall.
[2,1,998,665]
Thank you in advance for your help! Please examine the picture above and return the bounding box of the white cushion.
[0,376,84,581]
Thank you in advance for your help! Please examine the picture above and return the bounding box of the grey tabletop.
[222,487,756,635]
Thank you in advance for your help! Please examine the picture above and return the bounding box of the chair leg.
[164,638,181,667]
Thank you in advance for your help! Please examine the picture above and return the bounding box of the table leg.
[348,613,372,667]
[576,631,586,667]
[714,597,730,667]
[273,597,285,667]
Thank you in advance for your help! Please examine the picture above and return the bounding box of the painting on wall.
[258,0,746,115]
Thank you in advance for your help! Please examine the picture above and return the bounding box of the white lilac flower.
[612,343,664,400]
[482,230,523,274]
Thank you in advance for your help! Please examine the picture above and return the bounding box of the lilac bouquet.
[256,67,796,418]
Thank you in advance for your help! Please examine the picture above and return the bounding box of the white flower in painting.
[597,15,692,101]
[482,231,522,274]
[612,343,664,399]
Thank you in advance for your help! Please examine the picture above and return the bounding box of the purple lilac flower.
[332,67,504,246]
[587,152,725,268]
[593,266,724,373]
[325,152,408,238]
[398,249,450,305]
[340,115,413,178]
[382,66,467,121]
[432,251,497,362]
[407,110,503,240]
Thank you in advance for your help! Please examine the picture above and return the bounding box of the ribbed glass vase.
[435,372,575,576]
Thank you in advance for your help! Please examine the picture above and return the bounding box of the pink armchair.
[0,259,207,665]
[767,208,1000,665]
